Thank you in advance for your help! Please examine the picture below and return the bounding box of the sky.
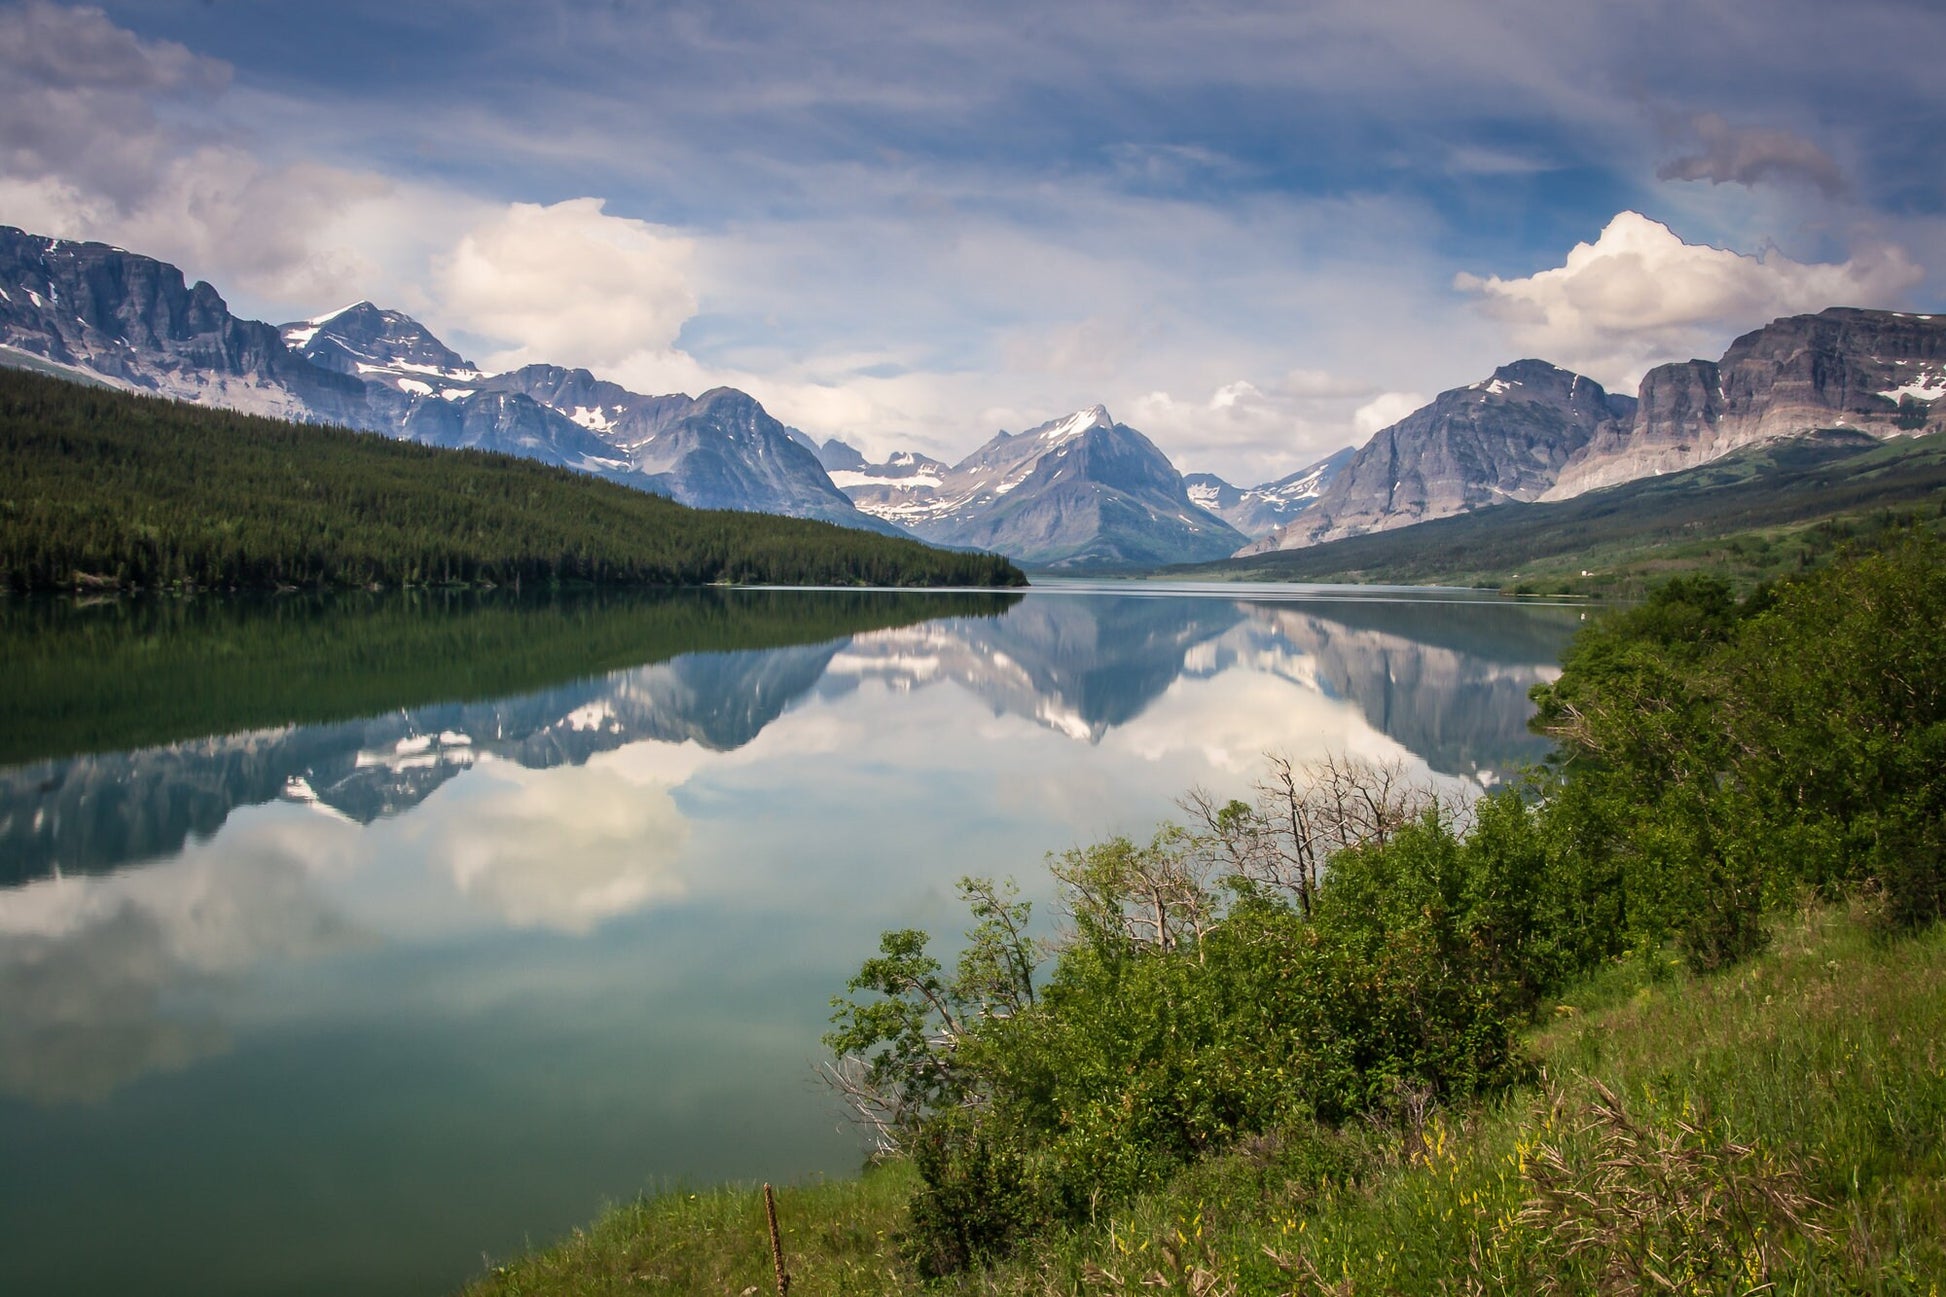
[2,0,1942,483]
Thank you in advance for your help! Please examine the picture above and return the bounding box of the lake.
[0,582,1582,1296]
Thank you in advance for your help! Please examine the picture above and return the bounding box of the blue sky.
[3,0,1942,480]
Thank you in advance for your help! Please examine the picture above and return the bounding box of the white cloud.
[433,758,690,934]
[0,3,463,318]
[0,1,226,208]
[1455,211,1924,388]
[1354,390,1427,436]
[438,197,699,376]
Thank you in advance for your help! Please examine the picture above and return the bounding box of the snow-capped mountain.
[477,363,692,451]
[0,227,894,531]
[1183,446,1355,539]
[826,405,1246,569]
[1242,311,1946,555]
[0,227,370,426]
[281,300,485,395]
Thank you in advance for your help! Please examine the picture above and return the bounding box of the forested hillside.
[0,369,1025,591]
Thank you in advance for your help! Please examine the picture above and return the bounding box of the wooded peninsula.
[0,368,1026,592]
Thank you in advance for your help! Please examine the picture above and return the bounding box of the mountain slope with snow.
[0,226,895,531]
[1184,446,1354,538]
[828,405,1246,569]
[1543,307,1946,499]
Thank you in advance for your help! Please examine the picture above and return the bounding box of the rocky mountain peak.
[815,438,868,472]
[1544,306,1946,500]
[1030,404,1116,444]
[280,302,478,383]
[1242,364,1627,554]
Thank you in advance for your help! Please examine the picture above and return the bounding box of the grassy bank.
[463,900,1945,1294]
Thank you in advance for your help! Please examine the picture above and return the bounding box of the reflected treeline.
[1,589,1580,887]
[0,587,1022,768]
[0,590,1018,885]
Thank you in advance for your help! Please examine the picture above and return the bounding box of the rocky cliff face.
[0,227,370,424]
[1245,361,1633,553]
[826,405,1246,569]
[1545,308,1946,499]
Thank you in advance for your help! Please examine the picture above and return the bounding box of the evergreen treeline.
[0,586,1021,768]
[826,536,1946,1278]
[0,368,1026,591]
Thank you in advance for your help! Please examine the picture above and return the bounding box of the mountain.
[824,447,952,521]
[814,437,870,472]
[1175,428,1946,590]
[0,226,898,531]
[1184,446,1355,538]
[1544,307,1946,499]
[1243,361,1636,554]
[476,363,693,451]
[825,405,1246,569]
[626,387,904,531]
[0,228,370,426]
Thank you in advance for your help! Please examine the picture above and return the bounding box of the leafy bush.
[826,537,1946,1275]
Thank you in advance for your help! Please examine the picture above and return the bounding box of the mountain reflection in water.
[1,587,1573,884]
[0,583,1581,1297]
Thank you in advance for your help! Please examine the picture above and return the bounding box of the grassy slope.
[459,902,1945,1295]
[1165,432,1946,596]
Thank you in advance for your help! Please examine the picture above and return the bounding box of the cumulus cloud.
[1122,366,1390,482]
[1657,113,1845,197]
[1354,391,1427,436]
[438,197,699,375]
[0,1,226,207]
[1455,211,1924,388]
[433,759,690,934]
[0,2,427,313]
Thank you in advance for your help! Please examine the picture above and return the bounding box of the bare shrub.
[1183,753,1441,918]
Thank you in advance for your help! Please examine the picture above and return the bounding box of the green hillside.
[1166,430,1946,593]
[0,368,1026,591]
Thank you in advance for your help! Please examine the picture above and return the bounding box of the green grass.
[459,902,1946,1294]
[465,1165,920,1297]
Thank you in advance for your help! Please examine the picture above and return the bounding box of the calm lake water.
[0,582,1581,1296]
